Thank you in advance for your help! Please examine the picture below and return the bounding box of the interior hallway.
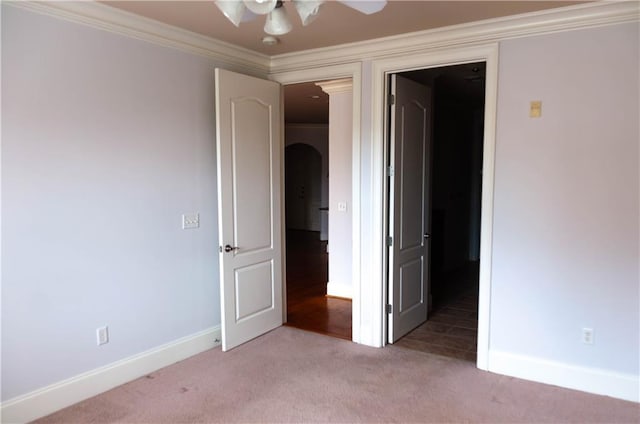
[285,230,352,340]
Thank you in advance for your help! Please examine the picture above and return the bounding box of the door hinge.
[387,236,393,246]
[388,94,395,106]
[386,165,394,177]
[386,304,392,314]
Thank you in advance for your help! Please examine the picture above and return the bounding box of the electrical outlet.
[97,326,109,346]
[182,213,200,229]
[582,327,594,345]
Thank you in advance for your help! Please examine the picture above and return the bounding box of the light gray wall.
[491,22,639,375]
[1,5,233,400]
[3,2,638,405]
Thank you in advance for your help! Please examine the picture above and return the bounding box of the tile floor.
[395,290,479,361]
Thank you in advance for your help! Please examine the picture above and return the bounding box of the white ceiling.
[102,1,586,56]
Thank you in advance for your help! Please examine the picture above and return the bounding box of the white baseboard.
[326,281,352,299]
[488,350,639,403]
[1,326,221,424]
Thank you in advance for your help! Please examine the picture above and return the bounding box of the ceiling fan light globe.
[215,0,247,27]
[339,0,387,15]
[243,0,278,15]
[264,6,293,35]
[293,0,324,26]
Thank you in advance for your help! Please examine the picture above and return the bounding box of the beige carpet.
[36,326,638,423]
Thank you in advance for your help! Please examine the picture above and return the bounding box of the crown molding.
[269,1,639,74]
[6,1,638,77]
[316,78,353,94]
[7,1,271,75]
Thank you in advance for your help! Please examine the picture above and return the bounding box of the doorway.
[272,46,495,354]
[283,81,352,340]
[387,62,486,361]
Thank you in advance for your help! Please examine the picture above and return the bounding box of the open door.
[215,68,283,351]
[387,74,432,343]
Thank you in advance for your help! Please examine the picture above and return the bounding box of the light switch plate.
[182,213,200,229]
[337,202,348,212]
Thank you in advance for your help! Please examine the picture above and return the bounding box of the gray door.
[387,74,432,343]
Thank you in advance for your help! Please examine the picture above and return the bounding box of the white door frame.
[371,43,499,369]
[269,43,498,361]
[269,63,363,344]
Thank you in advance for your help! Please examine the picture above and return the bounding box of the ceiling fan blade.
[338,0,387,15]
[215,0,258,25]
[241,9,259,22]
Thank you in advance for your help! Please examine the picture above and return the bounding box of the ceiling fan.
[215,0,387,36]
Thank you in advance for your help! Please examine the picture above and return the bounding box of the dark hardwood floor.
[285,230,352,340]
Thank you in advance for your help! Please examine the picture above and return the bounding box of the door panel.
[388,74,432,343]
[400,257,423,313]
[400,102,427,251]
[234,260,274,321]
[215,68,283,351]
[232,99,273,252]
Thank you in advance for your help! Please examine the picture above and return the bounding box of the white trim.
[326,282,353,299]
[270,62,360,84]
[370,44,499,362]
[477,45,499,372]
[270,62,363,345]
[7,1,637,77]
[316,78,353,94]
[488,350,640,403]
[270,1,639,73]
[0,326,221,424]
[7,1,270,75]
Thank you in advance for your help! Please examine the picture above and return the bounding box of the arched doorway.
[285,143,322,232]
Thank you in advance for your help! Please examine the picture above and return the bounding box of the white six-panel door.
[215,68,283,351]
[388,74,432,343]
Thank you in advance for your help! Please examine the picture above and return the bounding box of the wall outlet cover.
[97,326,109,346]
